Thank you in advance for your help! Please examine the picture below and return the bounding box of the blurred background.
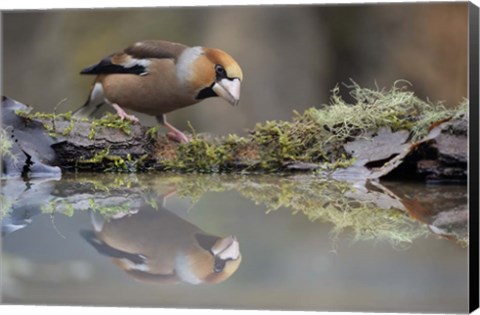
[2,3,468,135]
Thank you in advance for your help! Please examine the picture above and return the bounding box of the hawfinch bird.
[81,200,242,285]
[74,40,243,143]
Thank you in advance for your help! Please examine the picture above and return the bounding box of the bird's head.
[174,233,242,285]
[179,47,243,106]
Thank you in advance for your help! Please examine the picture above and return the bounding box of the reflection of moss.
[0,192,13,220]
[8,172,465,247]
[318,202,428,248]
[456,238,468,248]
[40,198,132,218]
[227,176,431,247]
[87,198,132,218]
[171,174,230,202]
[158,174,437,247]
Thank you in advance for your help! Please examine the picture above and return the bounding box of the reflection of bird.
[74,40,243,143]
[81,203,241,285]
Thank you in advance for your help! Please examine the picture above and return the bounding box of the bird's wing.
[124,40,188,60]
[80,230,145,264]
[80,40,188,76]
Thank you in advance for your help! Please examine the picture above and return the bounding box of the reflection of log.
[429,205,468,241]
[1,173,468,246]
[1,96,468,181]
[381,181,468,244]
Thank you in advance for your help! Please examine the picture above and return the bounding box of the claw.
[167,131,190,143]
[112,104,139,123]
[163,121,190,143]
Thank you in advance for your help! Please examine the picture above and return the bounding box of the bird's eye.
[215,64,226,76]
[214,258,226,273]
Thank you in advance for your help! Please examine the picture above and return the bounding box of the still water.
[1,173,468,313]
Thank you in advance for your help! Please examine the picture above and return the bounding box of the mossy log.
[47,117,157,172]
[1,82,469,181]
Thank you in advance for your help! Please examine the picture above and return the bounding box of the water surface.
[1,173,468,313]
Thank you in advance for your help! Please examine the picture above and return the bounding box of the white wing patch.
[119,257,149,272]
[122,56,151,69]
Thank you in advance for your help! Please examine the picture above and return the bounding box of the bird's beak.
[211,235,240,260]
[212,78,241,106]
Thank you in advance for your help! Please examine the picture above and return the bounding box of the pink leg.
[164,121,190,143]
[112,104,139,123]
[161,187,177,207]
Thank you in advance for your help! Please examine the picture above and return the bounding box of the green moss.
[167,137,223,172]
[146,126,160,139]
[78,148,112,164]
[29,111,73,121]
[15,110,77,137]
[159,81,466,173]
[162,133,253,172]
[16,109,134,140]
[0,129,15,162]
[88,113,133,140]
[77,147,126,172]
[62,119,75,136]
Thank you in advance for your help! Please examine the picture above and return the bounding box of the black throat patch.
[196,83,217,100]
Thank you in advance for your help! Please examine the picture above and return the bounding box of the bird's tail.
[72,99,105,117]
[72,82,107,118]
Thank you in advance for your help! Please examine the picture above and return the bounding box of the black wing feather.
[80,230,145,264]
[80,41,188,76]
[80,55,146,75]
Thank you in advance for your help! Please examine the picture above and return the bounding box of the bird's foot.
[167,131,191,143]
[112,104,139,123]
[163,121,191,143]
[111,209,139,219]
